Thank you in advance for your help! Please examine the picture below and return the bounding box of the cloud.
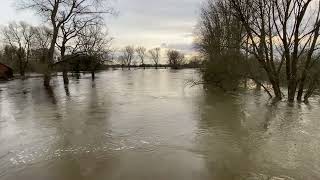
[162,43,195,53]
[0,2,40,25]
[108,0,201,54]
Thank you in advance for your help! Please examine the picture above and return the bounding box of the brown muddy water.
[0,69,320,180]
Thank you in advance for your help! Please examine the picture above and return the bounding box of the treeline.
[0,21,202,80]
[115,45,201,70]
[0,21,111,81]
[0,23,51,76]
[0,0,117,87]
[196,0,320,102]
[0,0,202,86]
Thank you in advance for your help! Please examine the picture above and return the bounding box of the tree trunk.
[64,85,70,96]
[297,79,305,102]
[288,80,297,102]
[63,69,69,85]
[265,69,282,100]
[43,73,51,87]
[91,71,95,80]
[297,29,319,101]
[20,68,25,78]
[271,80,282,100]
[304,82,316,102]
[61,42,69,85]
[75,73,80,79]
[44,28,59,87]
[18,58,26,78]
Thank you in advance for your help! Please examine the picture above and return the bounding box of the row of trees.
[0,23,192,78]
[0,0,199,88]
[0,20,112,82]
[1,22,45,77]
[117,46,186,69]
[196,0,320,102]
[0,22,194,80]
[3,0,115,87]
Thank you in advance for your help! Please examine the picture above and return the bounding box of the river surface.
[0,69,320,180]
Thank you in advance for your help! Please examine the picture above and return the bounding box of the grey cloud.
[107,0,202,56]
[110,0,201,31]
[162,43,195,52]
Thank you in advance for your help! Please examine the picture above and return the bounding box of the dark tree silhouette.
[149,48,161,69]
[167,49,184,69]
[119,46,135,70]
[136,46,147,69]
[19,0,113,87]
[2,22,36,78]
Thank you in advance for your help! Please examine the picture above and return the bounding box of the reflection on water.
[0,69,320,180]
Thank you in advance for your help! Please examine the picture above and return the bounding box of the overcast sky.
[0,0,202,55]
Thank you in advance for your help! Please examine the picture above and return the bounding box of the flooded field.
[0,69,320,180]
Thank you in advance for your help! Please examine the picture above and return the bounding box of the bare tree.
[1,46,17,67]
[2,22,36,78]
[167,49,185,69]
[196,0,243,59]
[19,0,113,87]
[119,46,135,70]
[33,26,52,63]
[117,54,126,70]
[226,0,320,102]
[136,46,146,69]
[56,15,103,84]
[75,24,112,80]
[195,0,260,93]
[149,48,161,69]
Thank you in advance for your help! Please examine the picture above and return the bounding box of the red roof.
[0,62,13,70]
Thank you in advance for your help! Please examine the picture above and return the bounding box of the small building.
[0,62,13,80]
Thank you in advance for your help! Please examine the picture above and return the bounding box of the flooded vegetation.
[1,69,320,180]
[1,0,320,179]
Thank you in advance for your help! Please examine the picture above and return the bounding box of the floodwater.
[0,69,320,180]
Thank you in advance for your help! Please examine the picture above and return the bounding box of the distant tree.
[119,46,135,70]
[19,0,114,87]
[167,49,185,69]
[132,59,138,66]
[33,26,51,63]
[136,46,147,69]
[75,24,112,80]
[2,22,36,77]
[56,16,102,85]
[1,46,18,68]
[187,56,202,68]
[149,48,161,69]
[117,55,126,70]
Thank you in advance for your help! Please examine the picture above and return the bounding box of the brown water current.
[0,69,320,180]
